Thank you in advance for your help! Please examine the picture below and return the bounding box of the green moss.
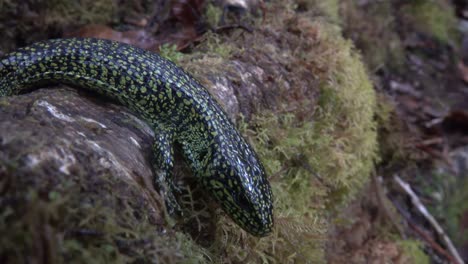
[374,95,393,133]
[45,0,117,26]
[0,0,118,52]
[441,176,468,247]
[398,240,430,264]
[402,0,458,44]
[159,43,184,63]
[0,0,379,262]
[374,94,410,166]
[201,32,236,59]
[0,0,161,52]
[340,1,405,72]
[203,15,377,263]
[205,3,223,28]
[300,0,340,21]
[313,30,378,202]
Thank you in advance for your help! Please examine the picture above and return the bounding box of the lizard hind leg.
[151,130,182,216]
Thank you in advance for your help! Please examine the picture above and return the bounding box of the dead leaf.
[65,25,159,50]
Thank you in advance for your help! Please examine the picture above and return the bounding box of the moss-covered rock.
[0,0,379,262]
[0,89,208,263]
[179,0,378,262]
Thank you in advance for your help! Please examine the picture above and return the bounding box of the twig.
[414,137,444,146]
[393,198,459,263]
[409,221,459,264]
[372,175,405,238]
[394,175,465,264]
[213,24,253,33]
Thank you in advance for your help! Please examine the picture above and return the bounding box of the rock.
[0,87,203,262]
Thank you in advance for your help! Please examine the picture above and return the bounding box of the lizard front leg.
[152,130,182,216]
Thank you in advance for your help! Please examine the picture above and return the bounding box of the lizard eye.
[237,193,251,211]
[198,149,208,161]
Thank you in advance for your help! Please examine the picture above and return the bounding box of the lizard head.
[201,134,274,237]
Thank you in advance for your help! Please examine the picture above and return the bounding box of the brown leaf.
[64,25,159,51]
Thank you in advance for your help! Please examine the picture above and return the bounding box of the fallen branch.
[409,221,459,264]
[394,175,465,264]
[391,199,457,262]
[372,175,405,238]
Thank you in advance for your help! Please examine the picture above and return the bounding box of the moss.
[445,177,468,247]
[44,0,117,26]
[0,0,159,52]
[0,0,379,262]
[218,33,377,260]
[204,3,223,28]
[312,28,378,202]
[198,31,237,60]
[192,5,378,262]
[0,162,208,263]
[215,114,331,261]
[340,1,405,72]
[317,0,339,21]
[374,94,411,166]
[0,0,116,52]
[159,43,184,63]
[401,0,459,44]
[298,0,340,21]
[397,240,430,264]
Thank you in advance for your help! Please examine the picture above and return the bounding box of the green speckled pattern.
[0,38,273,236]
